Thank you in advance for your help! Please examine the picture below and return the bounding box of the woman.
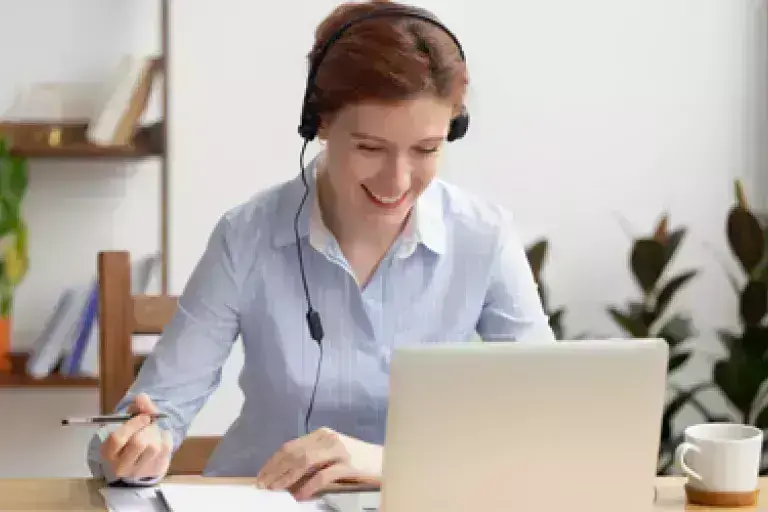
[88,0,555,501]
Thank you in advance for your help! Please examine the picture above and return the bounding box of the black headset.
[298,6,470,143]
[294,5,469,435]
[294,5,470,351]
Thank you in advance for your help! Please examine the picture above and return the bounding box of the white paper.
[100,483,331,512]
[158,483,325,512]
[99,487,166,512]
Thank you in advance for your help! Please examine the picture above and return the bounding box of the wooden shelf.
[0,353,98,388]
[10,142,160,159]
[1,122,163,159]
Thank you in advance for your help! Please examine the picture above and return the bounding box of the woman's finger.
[256,429,327,489]
[293,462,350,501]
[269,446,342,492]
[114,425,156,478]
[257,437,307,488]
[129,428,165,478]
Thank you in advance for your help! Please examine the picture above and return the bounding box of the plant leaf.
[656,315,695,348]
[713,348,768,422]
[549,308,564,340]
[631,238,667,293]
[664,228,686,267]
[525,239,547,284]
[755,406,768,429]
[654,214,669,244]
[727,206,765,274]
[740,280,768,326]
[655,270,697,319]
[757,226,768,285]
[607,306,649,337]
[7,156,27,202]
[717,329,739,353]
[714,359,751,421]
[668,351,691,373]
[735,178,749,208]
[742,325,768,361]
[661,384,710,444]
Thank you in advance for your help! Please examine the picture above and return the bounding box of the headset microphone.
[294,5,469,435]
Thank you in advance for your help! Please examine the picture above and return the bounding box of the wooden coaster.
[685,484,759,507]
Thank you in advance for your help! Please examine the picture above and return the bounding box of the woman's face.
[319,94,455,232]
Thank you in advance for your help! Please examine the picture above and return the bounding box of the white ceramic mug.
[675,423,763,493]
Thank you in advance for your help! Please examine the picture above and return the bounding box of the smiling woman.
[308,0,470,262]
[87,0,554,503]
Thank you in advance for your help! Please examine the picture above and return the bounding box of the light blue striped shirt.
[87,155,555,481]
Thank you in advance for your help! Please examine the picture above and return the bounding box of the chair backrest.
[98,251,220,475]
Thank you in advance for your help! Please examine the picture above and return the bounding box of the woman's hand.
[255,427,382,501]
[100,393,173,480]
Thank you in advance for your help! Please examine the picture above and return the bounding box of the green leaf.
[727,206,765,274]
[664,228,686,267]
[718,328,739,353]
[626,301,656,326]
[661,384,710,443]
[755,406,768,429]
[525,239,547,284]
[656,315,695,348]
[607,306,649,337]
[757,226,768,285]
[741,325,768,360]
[630,238,667,293]
[713,350,768,422]
[655,270,697,320]
[7,156,27,201]
[549,308,564,340]
[668,351,691,373]
[714,359,751,420]
[740,280,768,326]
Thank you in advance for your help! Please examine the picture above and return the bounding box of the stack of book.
[24,252,160,379]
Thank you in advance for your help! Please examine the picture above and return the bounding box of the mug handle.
[675,442,703,481]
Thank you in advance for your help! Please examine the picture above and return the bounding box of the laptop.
[373,338,669,512]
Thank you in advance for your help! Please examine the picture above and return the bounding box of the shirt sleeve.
[87,214,243,483]
[475,213,556,343]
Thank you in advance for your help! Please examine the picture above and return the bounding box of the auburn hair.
[307,0,468,120]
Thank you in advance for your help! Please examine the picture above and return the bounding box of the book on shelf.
[87,54,164,148]
[25,252,161,379]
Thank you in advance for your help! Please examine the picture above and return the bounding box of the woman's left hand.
[255,427,383,501]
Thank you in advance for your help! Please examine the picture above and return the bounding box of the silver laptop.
[375,338,669,512]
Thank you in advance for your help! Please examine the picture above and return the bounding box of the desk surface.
[0,476,764,511]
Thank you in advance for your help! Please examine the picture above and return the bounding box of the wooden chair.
[98,250,220,475]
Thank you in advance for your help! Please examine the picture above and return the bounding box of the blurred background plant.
[606,213,719,474]
[0,135,30,372]
[526,238,565,339]
[710,180,768,472]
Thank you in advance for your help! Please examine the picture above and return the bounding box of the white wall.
[0,0,766,477]
[0,0,162,477]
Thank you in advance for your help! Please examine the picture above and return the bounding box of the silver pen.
[61,412,168,426]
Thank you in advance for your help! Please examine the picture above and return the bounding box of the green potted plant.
[711,180,768,442]
[0,135,30,372]
[606,213,715,473]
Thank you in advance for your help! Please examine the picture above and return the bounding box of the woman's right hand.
[100,392,174,480]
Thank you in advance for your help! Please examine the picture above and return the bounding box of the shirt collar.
[272,152,446,256]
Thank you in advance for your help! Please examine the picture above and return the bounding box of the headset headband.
[298,6,467,140]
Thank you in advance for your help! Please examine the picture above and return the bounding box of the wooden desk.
[0,476,765,511]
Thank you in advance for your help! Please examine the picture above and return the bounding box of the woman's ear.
[316,112,337,142]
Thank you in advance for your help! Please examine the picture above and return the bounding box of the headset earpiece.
[298,106,320,141]
[447,108,470,142]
